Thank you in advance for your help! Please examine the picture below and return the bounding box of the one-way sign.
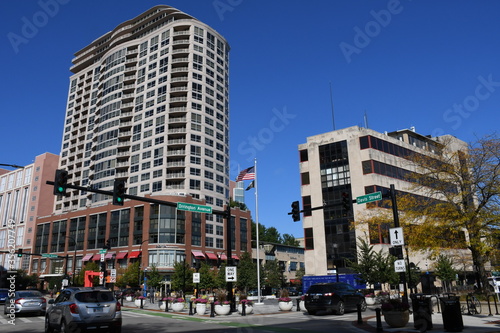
[225,266,237,282]
[389,227,404,246]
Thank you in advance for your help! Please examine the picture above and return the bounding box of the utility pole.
[390,184,409,304]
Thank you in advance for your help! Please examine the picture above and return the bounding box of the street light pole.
[65,236,77,286]
[139,239,149,291]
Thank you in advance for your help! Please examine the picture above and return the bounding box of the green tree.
[262,259,283,290]
[398,134,500,293]
[434,254,458,292]
[282,233,300,246]
[236,252,257,292]
[347,238,399,289]
[215,262,227,289]
[198,261,216,291]
[262,227,281,244]
[119,261,140,288]
[171,261,193,295]
[346,238,377,285]
[146,264,163,290]
[76,261,100,286]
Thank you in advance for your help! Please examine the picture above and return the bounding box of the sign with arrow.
[389,227,404,246]
[225,266,237,282]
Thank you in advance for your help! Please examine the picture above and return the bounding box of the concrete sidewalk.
[122,298,500,332]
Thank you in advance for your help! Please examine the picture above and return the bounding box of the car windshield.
[75,291,114,303]
[17,291,42,298]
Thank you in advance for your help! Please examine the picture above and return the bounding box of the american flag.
[236,166,255,181]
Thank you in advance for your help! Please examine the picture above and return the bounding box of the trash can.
[440,294,463,332]
[411,294,433,330]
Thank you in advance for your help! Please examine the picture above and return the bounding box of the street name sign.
[225,266,237,282]
[394,259,406,272]
[356,191,382,204]
[193,272,200,284]
[389,227,405,246]
[42,254,58,258]
[177,202,212,214]
[99,249,108,254]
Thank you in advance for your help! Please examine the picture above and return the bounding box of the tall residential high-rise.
[56,5,230,213]
[30,6,251,284]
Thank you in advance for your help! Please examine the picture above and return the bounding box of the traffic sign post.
[390,227,404,246]
[356,191,382,204]
[225,266,237,282]
[177,202,212,214]
[193,273,200,284]
[394,259,406,272]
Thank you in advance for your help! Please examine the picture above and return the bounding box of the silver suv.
[45,287,121,333]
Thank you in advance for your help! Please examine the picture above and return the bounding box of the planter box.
[171,302,185,312]
[214,304,231,315]
[278,301,294,311]
[383,310,410,328]
[195,303,207,315]
[237,304,253,314]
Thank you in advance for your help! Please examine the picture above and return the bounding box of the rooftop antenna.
[329,82,336,131]
[364,111,369,129]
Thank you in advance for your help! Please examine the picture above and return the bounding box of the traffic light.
[104,239,111,250]
[291,201,300,222]
[53,169,68,195]
[112,180,126,206]
[341,192,351,213]
[17,249,23,257]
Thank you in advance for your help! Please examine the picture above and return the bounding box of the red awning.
[82,254,93,262]
[232,255,239,260]
[191,250,205,259]
[219,254,227,260]
[92,254,101,261]
[105,252,115,260]
[128,251,141,259]
[205,252,218,260]
[115,252,128,259]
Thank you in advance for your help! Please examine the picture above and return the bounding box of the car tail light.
[116,301,121,311]
[69,303,79,314]
[41,298,47,303]
[15,298,24,304]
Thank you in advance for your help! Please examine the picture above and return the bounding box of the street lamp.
[332,243,339,282]
[139,239,149,290]
[65,236,77,286]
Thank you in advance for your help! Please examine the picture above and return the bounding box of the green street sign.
[177,202,212,214]
[356,191,382,204]
[99,249,108,254]
[42,254,58,258]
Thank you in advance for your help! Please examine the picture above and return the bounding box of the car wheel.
[335,300,345,315]
[359,299,367,312]
[307,309,316,315]
[45,316,54,333]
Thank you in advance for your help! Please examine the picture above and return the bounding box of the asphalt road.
[1,305,369,333]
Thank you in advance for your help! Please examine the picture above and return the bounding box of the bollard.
[296,298,301,311]
[357,303,363,324]
[120,295,124,307]
[189,300,193,315]
[375,308,383,332]
[140,298,144,309]
[210,302,215,317]
[165,300,169,312]
[241,301,246,316]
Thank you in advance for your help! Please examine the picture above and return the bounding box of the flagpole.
[254,158,263,304]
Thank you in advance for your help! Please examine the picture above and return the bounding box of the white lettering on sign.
[225,266,237,282]
[390,227,405,246]
[394,259,406,272]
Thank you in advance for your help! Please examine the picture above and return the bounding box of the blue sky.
[1,1,500,238]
